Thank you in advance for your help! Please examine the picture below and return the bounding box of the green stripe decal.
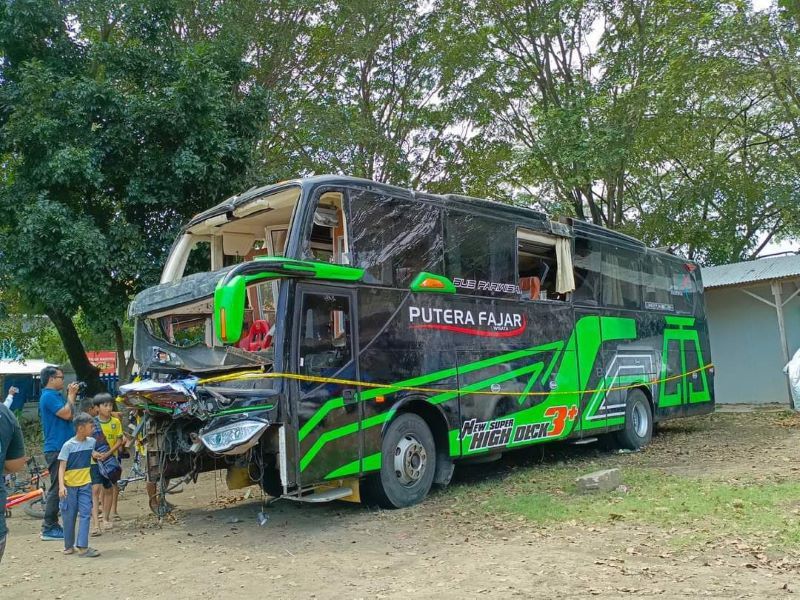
[298,341,563,442]
[216,403,275,416]
[134,402,275,417]
[300,422,359,472]
[324,458,360,479]
[300,351,555,470]
[298,397,346,441]
[448,429,461,456]
[362,452,381,472]
[324,452,381,480]
[136,403,173,414]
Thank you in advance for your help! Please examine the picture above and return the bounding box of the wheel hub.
[632,401,649,437]
[393,434,428,486]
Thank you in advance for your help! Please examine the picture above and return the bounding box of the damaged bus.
[122,175,714,509]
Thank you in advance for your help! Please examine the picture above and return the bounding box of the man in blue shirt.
[39,366,79,541]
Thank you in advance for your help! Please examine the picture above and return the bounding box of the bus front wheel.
[615,389,653,450]
[366,413,436,509]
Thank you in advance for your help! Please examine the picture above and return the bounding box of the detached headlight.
[200,419,268,454]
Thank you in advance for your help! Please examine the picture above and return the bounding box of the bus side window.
[349,191,442,287]
[572,237,602,305]
[668,261,698,314]
[642,255,673,310]
[602,246,642,309]
[445,212,516,297]
[517,230,560,301]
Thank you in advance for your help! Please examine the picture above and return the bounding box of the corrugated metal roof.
[0,359,55,375]
[703,253,800,289]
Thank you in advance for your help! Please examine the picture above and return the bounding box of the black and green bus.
[122,175,714,509]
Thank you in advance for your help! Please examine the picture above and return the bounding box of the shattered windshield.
[131,273,277,371]
[145,315,210,348]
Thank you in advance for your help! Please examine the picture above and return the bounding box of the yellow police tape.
[197,363,714,398]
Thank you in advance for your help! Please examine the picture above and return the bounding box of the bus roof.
[182,175,694,265]
[183,175,553,234]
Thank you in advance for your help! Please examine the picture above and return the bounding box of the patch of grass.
[450,465,800,550]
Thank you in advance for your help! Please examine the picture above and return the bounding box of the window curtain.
[603,253,624,306]
[555,237,576,294]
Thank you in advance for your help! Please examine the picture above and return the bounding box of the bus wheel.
[368,413,436,509]
[615,389,653,450]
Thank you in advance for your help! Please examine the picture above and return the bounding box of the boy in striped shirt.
[57,413,101,557]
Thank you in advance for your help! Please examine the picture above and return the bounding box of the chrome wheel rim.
[632,401,649,438]
[393,434,428,487]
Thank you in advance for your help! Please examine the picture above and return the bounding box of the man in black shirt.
[0,403,26,564]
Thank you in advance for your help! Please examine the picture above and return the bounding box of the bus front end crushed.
[119,367,287,498]
[123,255,365,503]
[123,263,292,500]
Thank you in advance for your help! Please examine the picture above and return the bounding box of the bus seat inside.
[518,276,541,300]
[238,319,272,352]
[517,229,575,301]
[518,230,558,300]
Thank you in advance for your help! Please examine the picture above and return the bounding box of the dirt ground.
[4,410,800,599]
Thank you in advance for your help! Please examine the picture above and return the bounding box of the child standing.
[57,412,100,557]
[93,394,124,525]
[82,398,104,537]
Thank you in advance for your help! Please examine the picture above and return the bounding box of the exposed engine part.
[189,432,203,453]
[171,421,199,454]
[196,387,232,413]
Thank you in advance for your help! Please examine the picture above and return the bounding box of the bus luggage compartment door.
[455,341,566,456]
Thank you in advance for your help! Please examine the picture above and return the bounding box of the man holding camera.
[39,366,80,541]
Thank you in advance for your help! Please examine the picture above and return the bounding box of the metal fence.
[100,374,119,395]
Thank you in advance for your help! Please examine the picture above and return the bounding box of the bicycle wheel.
[23,495,45,519]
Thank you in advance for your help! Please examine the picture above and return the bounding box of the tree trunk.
[45,308,106,395]
[125,350,135,384]
[584,187,604,225]
[113,321,134,385]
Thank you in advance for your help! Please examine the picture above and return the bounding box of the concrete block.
[575,468,622,493]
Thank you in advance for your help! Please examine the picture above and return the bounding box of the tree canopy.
[0,0,283,388]
[0,0,798,383]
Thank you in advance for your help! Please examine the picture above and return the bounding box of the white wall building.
[703,254,800,406]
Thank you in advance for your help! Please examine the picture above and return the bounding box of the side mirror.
[212,257,364,345]
[214,275,247,344]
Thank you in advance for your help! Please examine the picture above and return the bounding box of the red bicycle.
[4,457,48,519]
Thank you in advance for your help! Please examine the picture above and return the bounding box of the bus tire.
[615,389,653,450]
[366,413,436,509]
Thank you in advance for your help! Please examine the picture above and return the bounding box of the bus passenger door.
[293,285,362,486]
